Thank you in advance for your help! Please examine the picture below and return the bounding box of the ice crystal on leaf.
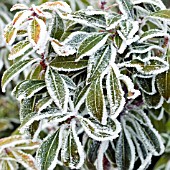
[1,0,170,169]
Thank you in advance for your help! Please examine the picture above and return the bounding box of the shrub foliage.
[1,0,170,169]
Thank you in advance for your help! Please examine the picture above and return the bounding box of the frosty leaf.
[86,78,106,123]
[69,10,107,28]
[139,29,169,43]
[12,10,32,28]
[50,14,64,40]
[127,57,169,75]
[28,17,47,48]
[4,23,17,45]
[40,1,72,13]
[156,69,170,101]
[60,75,76,90]
[106,65,125,119]
[19,98,35,123]
[87,44,116,83]
[106,13,126,30]
[76,33,110,61]
[45,66,69,112]
[74,84,90,111]
[143,92,164,109]
[19,108,74,133]
[116,126,135,170]
[79,116,121,141]
[61,120,84,169]
[12,80,46,101]
[50,55,88,71]
[125,43,164,58]
[10,4,29,11]
[132,0,166,10]
[36,127,64,170]
[11,150,38,170]
[132,116,165,156]
[115,0,133,17]
[1,58,39,92]
[51,39,76,56]
[9,40,33,60]
[35,96,53,113]
[149,10,170,21]
[0,136,28,152]
[136,76,156,95]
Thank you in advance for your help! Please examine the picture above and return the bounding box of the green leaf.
[20,98,35,123]
[51,14,64,40]
[106,65,125,119]
[60,75,76,90]
[154,154,170,170]
[61,120,84,169]
[106,13,125,30]
[115,0,133,17]
[50,55,88,71]
[76,33,109,61]
[128,57,169,75]
[86,78,106,123]
[45,66,69,112]
[74,84,90,111]
[149,10,170,21]
[36,127,64,170]
[87,44,116,83]
[156,69,170,101]
[136,76,156,95]
[79,116,121,141]
[70,10,107,28]
[9,40,33,60]
[1,58,39,92]
[143,92,164,109]
[128,111,165,156]
[35,96,53,112]
[4,23,17,45]
[139,29,168,43]
[12,80,46,101]
[115,126,135,170]
[19,108,74,133]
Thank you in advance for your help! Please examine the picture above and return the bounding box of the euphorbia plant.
[1,0,170,169]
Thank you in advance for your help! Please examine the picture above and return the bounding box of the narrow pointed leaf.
[86,78,106,123]
[87,44,116,83]
[115,0,133,17]
[79,116,121,141]
[149,10,170,21]
[28,17,47,47]
[106,65,125,119]
[45,66,69,112]
[36,127,64,170]
[4,23,17,45]
[12,80,46,101]
[61,120,84,169]
[1,58,39,92]
[9,40,32,60]
[50,55,88,71]
[116,125,135,170]
[19,108,74,133]
[76,33,109,61]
